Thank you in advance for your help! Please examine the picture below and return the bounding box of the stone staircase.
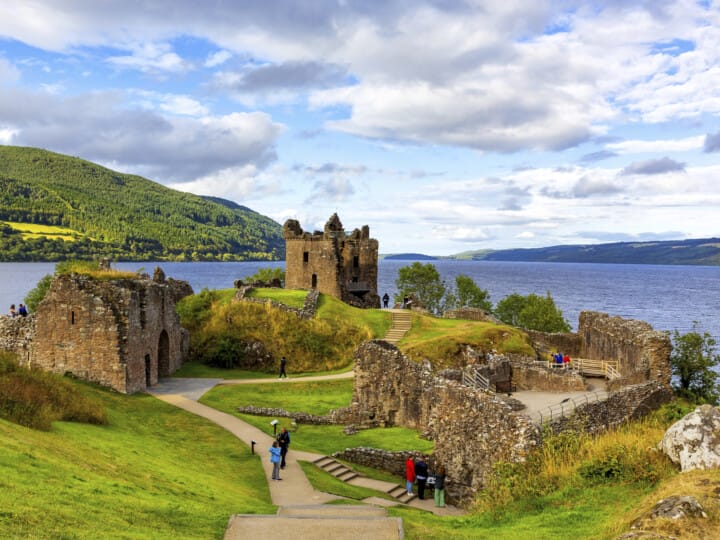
[383,309,412,344]
[225,505,404,539]
[313,456,417,504]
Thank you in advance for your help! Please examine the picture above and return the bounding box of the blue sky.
[1,1,719,255]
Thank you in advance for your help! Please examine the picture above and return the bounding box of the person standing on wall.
[277,427,291,469]
[279,356,288,378]
[433,464,446,507]
[405,455,416,496]
[382,292,389,308]
[269,441,282,480]
[414,455,429,500]
[17,304,28,317]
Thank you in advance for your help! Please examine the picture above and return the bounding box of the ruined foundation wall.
[0,315,36,363]
[578,312,672,386]
[351,341,541,506]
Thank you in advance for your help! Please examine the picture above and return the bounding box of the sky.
[1,1,720,256]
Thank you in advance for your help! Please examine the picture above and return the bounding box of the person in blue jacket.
[269,441,282,480]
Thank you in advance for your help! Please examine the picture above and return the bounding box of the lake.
[1,260,718,341]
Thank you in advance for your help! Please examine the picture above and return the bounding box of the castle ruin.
[0,268,191,394]
[283,213,380,308]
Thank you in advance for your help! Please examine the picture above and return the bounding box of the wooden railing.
[462,368,490,391]
[547,358,621,380]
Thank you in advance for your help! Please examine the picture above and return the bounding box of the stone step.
[224,515,404,540]
[386,484,416,503]
[313,456,335,467]
[337,470,359,482]
[277,505,387,517]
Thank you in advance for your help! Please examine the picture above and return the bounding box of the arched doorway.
[158,330,170,377]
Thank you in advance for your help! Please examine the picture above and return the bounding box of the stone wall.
[28,272,190,394]
[578,312,672,386]
[349,340,542,505]
[233,287,320,319]
[529,311,672,387]
[443,307,501,324]
[547,381,673,435]
[510,361,587,392]
[0,315,35,363]
[283,214,379,308]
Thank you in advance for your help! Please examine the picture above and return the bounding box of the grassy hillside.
[0,145,284,261]
[452,238,720,265]
[0,382,273,539]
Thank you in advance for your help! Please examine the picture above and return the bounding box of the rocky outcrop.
[659,405,720,471]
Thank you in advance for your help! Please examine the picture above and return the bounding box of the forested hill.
[453,238,720,266]
[0,146,284,262]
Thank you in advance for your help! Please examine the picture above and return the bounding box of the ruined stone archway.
[158,330,170,377]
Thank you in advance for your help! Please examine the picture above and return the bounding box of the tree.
[455,274,492,311]
[670,324,719,404]
[395,262,448,314]
[495,291,571,333]
[245,266,285,284]
[24,274,53,312]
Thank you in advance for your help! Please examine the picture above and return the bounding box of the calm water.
[1,260,718,341]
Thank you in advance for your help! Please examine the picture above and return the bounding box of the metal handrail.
[532,390,610,425]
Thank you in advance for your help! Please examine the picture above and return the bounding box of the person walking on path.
[433,464,446,507]
[405,456,416,496]
[279,356,288,378]
[414,456,428,500]
[277,427,291,469]
[269,441,282,480]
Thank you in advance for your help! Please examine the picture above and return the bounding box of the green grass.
[399,313,534,368]
[4,220,87,242]
[246,287,308,309]
[315,294,391,339]
[390,483,653,539]
[199,381,434,456]
[0,382,274,539]
[298,461,395,501]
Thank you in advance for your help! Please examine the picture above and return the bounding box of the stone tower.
[283,214,380,308]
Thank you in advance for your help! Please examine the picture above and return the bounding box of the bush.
[0,353,108,431]
[24,274,53,312]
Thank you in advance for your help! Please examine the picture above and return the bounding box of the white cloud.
[205,50,232,68]
[0,127,17,144]
[158,95,209,116]
[606,136,705,154]
[0,58,20,84]
[168,164,282,202]
[108,42,188,73]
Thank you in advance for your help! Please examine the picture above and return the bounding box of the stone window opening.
[311,274,317,288]
[144,354,152,387]
[71,310,75,325]
[303,251,309,263]
[353,255,359,268]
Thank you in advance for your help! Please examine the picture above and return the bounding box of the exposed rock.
[659,405,720,471]
[647,496,708,520]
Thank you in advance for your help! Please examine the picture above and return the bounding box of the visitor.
[269,441,282,480]
[279,356,288,378]
[433,464,446,508]
[563,353,571,368]
[382,292,389,309]
[277,427,291,469]
[17,303,28,317]
[405,456,416,496]
[414,456,429,500]
[8,304,17,317]
[555,352,564,367]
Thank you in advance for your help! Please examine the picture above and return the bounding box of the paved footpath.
[149,375,463,539]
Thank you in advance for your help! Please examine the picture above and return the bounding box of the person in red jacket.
[405,456,416,496]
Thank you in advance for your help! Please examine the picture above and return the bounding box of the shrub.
[0,353,108,431]
[24,274,53,312]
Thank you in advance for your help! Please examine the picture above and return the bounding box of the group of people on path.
[405,455,446,507]
[7,303,28,317]
[269,427,291,480]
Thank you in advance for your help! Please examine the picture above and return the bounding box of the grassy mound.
[0,352,107,431]
[0,379,273,539]
[177,289,389,372]
[399,314,535,368]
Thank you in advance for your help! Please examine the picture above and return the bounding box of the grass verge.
[0,382,273,539]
